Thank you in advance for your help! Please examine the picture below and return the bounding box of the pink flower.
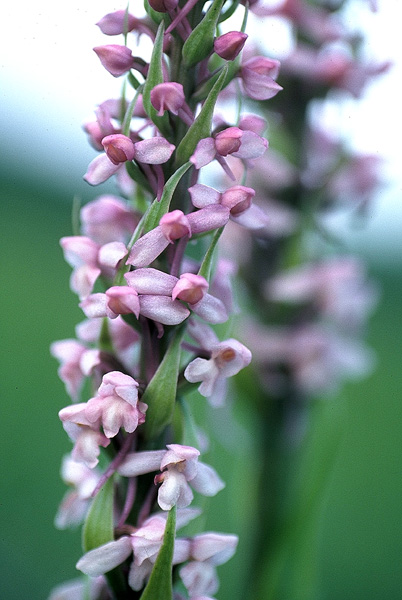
[151,82,185,116]
[85,371,146,438]
[60,236,128,298]
[190,127,268,170]
[84,137,175,186]
[184,339,252,405]
[80,195,137,245]
[189,183,270,230]
[50,339,100,401]
[126,206,230,268]
[54,455,100,529]
[240,56,283,101]
[58,403,110,468]
[102,134,135,165]
[93,45,135,77]
[76,509,198,589]
[118,444,225,511]
[125,268,228,324]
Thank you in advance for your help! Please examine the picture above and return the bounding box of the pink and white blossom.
[184,339,252,405]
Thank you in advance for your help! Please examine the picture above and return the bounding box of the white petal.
[118,450,165,477]
[76,537,133,576]
[191,462,225,497]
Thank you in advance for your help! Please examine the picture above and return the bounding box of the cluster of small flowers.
[204,0,385,407]
[50,2,283,598]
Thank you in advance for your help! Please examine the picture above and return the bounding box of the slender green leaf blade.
[182,0,225,67]
[142,22,171,137]
[140,506,176,600]
[175,65,228,166]
[198,227,224,281]
[82,477,114,552]
[143,327,185,440]
[142,161,192,234]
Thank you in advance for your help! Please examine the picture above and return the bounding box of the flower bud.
[96,10,138,35]
[93,45,135,77]
[102,134,135,165]
[160,210,192,242]
[221,186,255,216]
[214,31,248,61]
[148,0,178,12]
[214,128,242,156]
[172,274,209,305]
[150,82,185,116]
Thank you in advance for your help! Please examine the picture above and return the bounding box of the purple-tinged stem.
[91,432,136,497]
[117,476,138,528]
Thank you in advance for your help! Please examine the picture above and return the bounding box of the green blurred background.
[1,149,402,599]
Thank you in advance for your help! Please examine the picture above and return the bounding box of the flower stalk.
[49,1,385,599]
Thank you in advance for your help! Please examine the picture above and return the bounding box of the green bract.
[182,0,226,67]
[139,506,176,600]
[142,326,185,440]
[175,64,228,166]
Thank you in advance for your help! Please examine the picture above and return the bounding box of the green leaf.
[192,57,239,101]
[125,160,153,193]
[175,64,228,166]
[142,161,192,234]
[182,0,225,67]
[142,22,171,138]
[198,226,224,281]
[82,477,114,553]
[140,505,176,600]
[143,326,185,440]
[218,0,240,23]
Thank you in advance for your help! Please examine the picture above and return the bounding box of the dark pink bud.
[96,11,138,35]
[215,127,243,156]
[94,45,135,77]
[221,186,255,216]
[150,82,185,116]
[214,31,248,61]
[148,0,178,12]
[172,274,209,305]
[102,134,135,165]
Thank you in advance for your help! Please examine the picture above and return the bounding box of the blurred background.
[1,1,401,599]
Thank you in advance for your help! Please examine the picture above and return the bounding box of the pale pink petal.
[190,294,228,324]
[139,295,190,325]
[76,537,133,576]
[98,241,128,269]
[190,138,217,169]
[231,130,268,160]
[158,470,193,510]
[126,227,170,267]
[187,205,230,234]
[191,533,238,565]
[118,450,166,477]
[79,293,108,319]
[83,153,121,185]
[190,462,225,496]
[230,203,270,229]
[133,137,175,164]
[189,184,221,208]
[125,268,177,295]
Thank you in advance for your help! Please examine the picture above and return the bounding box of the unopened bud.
[94,45,135,77]
[102,134,135,165]
[148,0,178,12]
[214,31,248,61]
